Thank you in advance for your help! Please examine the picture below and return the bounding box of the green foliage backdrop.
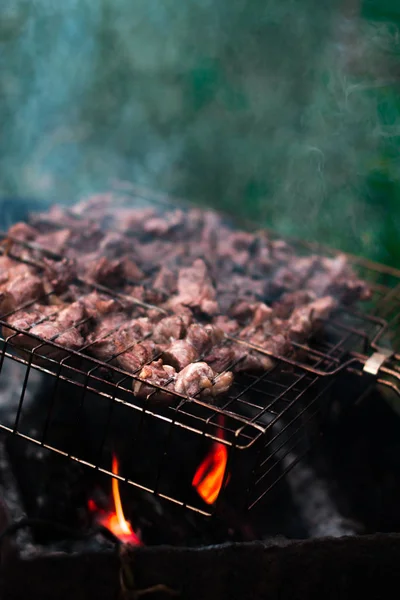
[1,0,400,265]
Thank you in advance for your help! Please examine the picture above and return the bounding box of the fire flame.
[192,416,229,505]
[90,454,142,545]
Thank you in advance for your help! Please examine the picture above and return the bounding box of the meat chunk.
[85,256,143,286]
[212,315,240,335]
[42,258,77,294]
[152,315,190,344]
[175,362,233,398]
[35,229,72,254]
[143,209,185,236]
[287,296,338,342]
[98,232,134,259]
[117,340,160,373]
[6,274,44,307]
[307,256,371,303]
[81,292,123,319]
[162,340,198,370]
[232,346,275,373]
[86,313,128,360]
[212,371,234,396]
[186,323,224,354]
[204,345,236,373]
[231,301,272,327]
[114,318,153,352]
[169,259,218,316]
[153,266,177,294]
[273,290,317,318]
[134,359,177,403]
[7,222,38,241]
[52,300,88,332]
[112,207,158,232]
[29,322,84,350]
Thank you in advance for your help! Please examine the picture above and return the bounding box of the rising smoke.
[0,1,399,262]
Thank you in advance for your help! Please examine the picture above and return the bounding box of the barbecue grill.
[0,184,399,517]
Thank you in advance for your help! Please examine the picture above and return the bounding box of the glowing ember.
[192,416,229,505]
[91,454,142,545]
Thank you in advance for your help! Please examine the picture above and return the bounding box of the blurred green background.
[1,0,400,265]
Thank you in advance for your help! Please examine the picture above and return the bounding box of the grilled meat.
[134,359,177,403]
[169,259,218,316]
[152,315,190,344]
[175,362,233,398]
[85,256,143,286]
[204,345,236,373]
[0,197,371,405]
[162,339,198,370]
[153,266,177,294]
[117,340,160,373]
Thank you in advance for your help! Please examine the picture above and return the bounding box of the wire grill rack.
[0,185,400,516]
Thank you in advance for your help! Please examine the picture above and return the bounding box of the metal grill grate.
[0,186,399,516]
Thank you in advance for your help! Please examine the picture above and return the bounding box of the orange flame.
[93,455,142,545]
[192,417,229,505]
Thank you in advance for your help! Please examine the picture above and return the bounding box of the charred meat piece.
[153,266,177,294]
[2,303,55,337]
[152,315,190,344]
[98,232,135,259]
[81,292,124,319]
[186,323,224,354]
[85,256,143,286]
[232,346,275,373]
[270,239,293,263]
[113,318,153,353]
[306,256,371,303]
[125,284,166,306]
[134,359,177,403]
[28,322,84,351]
[205,345,236,373]
[21,299,88,352]
[5,274,45,308]
[42,258,77,294]
[134,240,186,269]
[88,313,128,342]
[86,313,128,360]
[112,207,158,233]
[271,256,321,296]
[217,230,255,269]
[3,299,84,358]
[231,301,272,327]
[117,340,160,373]
[0,258,34,287]
[143,209,185,237]
[55,300,88,330]
[35,229,72,254]
[161,323,225,370]
[7,222,38,241]
[162,339,198,370]
[273,290,317,318]
[287,295,338,342]
[175,362,233,398]
[169,259,218,316]
[212,370,234,396]
[212,315,240,335]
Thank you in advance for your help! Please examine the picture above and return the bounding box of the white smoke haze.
[0,1,399,260]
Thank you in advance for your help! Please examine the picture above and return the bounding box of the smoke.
[0,1,399,262]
